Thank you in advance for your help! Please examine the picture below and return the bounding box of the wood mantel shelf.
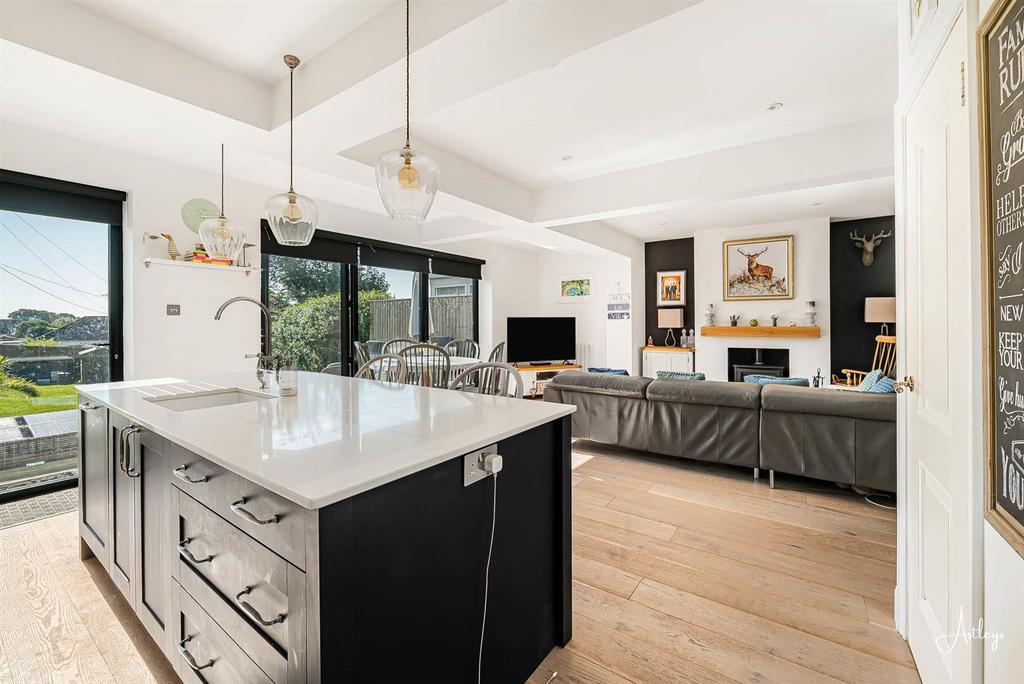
[701,325,820,339]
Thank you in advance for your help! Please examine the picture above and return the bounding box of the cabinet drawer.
[171,579,274,684]
[167,443,308,569]
[173,490,295,655]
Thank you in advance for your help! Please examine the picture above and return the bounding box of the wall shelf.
[701,325,820,339]
[142,257,258,276]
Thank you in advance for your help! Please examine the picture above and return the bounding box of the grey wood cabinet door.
[133,428,172,653]
[77,398,109,570]
[108,411,135,606]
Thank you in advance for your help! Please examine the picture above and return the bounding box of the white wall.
[0,121,523,378]
[692,217,830,381]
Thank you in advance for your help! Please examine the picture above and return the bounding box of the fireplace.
[728,348,789,382]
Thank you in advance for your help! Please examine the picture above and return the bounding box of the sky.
[0,210,110,319]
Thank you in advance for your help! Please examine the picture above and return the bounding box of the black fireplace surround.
[728,348,790,382]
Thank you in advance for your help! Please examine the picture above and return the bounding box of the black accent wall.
[644,238,695,344]
[829,216,895,379]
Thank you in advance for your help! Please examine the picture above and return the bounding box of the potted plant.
[729,314,740,327]
[771,314,779,327]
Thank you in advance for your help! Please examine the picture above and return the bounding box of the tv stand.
[513,362,582,398]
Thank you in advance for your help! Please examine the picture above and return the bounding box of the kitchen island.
[75,371,575,683]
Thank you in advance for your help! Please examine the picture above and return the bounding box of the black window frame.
[260,223,483,375]
[0,169,126,501]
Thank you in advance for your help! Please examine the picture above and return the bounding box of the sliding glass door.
[261,223,481,374]
[0,172,123,498]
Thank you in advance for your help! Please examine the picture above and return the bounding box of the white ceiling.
[70,0,392,83]
[0,0,898,254]
[416,0,897,190]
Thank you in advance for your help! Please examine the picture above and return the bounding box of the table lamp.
[864,297,896,336]
[658,308,683,347]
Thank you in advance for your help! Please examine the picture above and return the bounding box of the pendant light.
[266,54,318,246]
[375,0,439,223]
[198,144,246,261]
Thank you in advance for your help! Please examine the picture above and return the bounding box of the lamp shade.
[658,308,683,328]
[864,297,896,323]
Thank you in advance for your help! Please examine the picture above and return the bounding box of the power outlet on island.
[464,445,499,487]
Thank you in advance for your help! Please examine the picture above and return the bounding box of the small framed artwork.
[558,274,593,302]
[723,235,794,301]
[656,270,686,307]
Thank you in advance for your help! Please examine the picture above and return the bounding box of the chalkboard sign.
[982,0,1024,559]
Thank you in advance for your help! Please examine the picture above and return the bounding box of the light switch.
[166,304,181,316]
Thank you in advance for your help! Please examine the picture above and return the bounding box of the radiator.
[575,343,592,369]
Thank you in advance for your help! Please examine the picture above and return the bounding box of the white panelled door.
[902,15,975,683]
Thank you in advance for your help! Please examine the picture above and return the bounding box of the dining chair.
[354,341,371,369]
[321,362,344,375]
[354,354,407,383]
[383,338,418,355]
[449,362,524,399]
[398,343,451,388]
[487,341,505,363]
[444,339,480,359]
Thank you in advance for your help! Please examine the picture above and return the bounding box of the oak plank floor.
[0,441,918,683]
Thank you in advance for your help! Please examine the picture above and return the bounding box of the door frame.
[893,1,985,678]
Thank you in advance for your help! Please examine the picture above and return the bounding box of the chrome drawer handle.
[78,403,100,411]
[177,537,213,564]
[177,635,214,671]
[230,498,279,525]
[173,464,207,484]
[124,427,143,478]
[234,586,286,626]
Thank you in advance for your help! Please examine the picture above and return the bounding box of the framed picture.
[656,270,686,307]
[722,235,794,301]
[557,274,593,302]
[980,0,1024,559]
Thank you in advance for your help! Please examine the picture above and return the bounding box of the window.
[261,224,482,374]
[266,254,343,373]
[428,274,477,348]
[0,171,124,498]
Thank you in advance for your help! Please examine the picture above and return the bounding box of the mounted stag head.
[737,247,773,280]
[850,229,892,267]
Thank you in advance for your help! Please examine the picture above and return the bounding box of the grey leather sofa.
[543,372,896,492]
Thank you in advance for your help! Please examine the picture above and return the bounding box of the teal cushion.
[866,376,896,393]
[588,367,628,375]
[656,371,706,381]
[743,375,810,387]
[858,369,884,391]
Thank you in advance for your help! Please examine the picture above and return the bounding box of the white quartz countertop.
[76,372,574,509]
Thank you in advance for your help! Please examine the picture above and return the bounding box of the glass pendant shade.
[265,190,318,246]
[375,146,439,223]
[198,215,245,261]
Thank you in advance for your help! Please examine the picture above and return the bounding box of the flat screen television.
[506,317,576,364]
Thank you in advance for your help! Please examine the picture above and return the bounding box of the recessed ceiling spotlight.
[812,201,824,206]
[766,102,784,112]
[659,222,668,226]
[560,155,573,161]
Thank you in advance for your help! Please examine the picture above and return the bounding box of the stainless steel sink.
[145,388,274,412]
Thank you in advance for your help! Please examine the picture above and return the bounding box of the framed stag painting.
[722,235,794,301]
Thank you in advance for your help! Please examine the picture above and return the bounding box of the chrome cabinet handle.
[230,498,279,525]
[177,537,213,564]
[234,586,286,626]
[78,403,100,411]
[172,464,208,484]
[124,427,143,478]
[177,636,214,672]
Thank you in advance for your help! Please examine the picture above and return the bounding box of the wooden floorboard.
[0,442,918,683]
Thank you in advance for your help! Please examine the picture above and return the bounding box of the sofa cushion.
[587,367,628,375]
[647,379,761,410]
[547,371,652,398]
[865,376,896,393]
[656,370,706,381]
[744,375,810,387]
[761,385,895,422]
[857,368,884,391]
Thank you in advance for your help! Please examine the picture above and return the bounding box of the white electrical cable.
[478,471,497,684]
